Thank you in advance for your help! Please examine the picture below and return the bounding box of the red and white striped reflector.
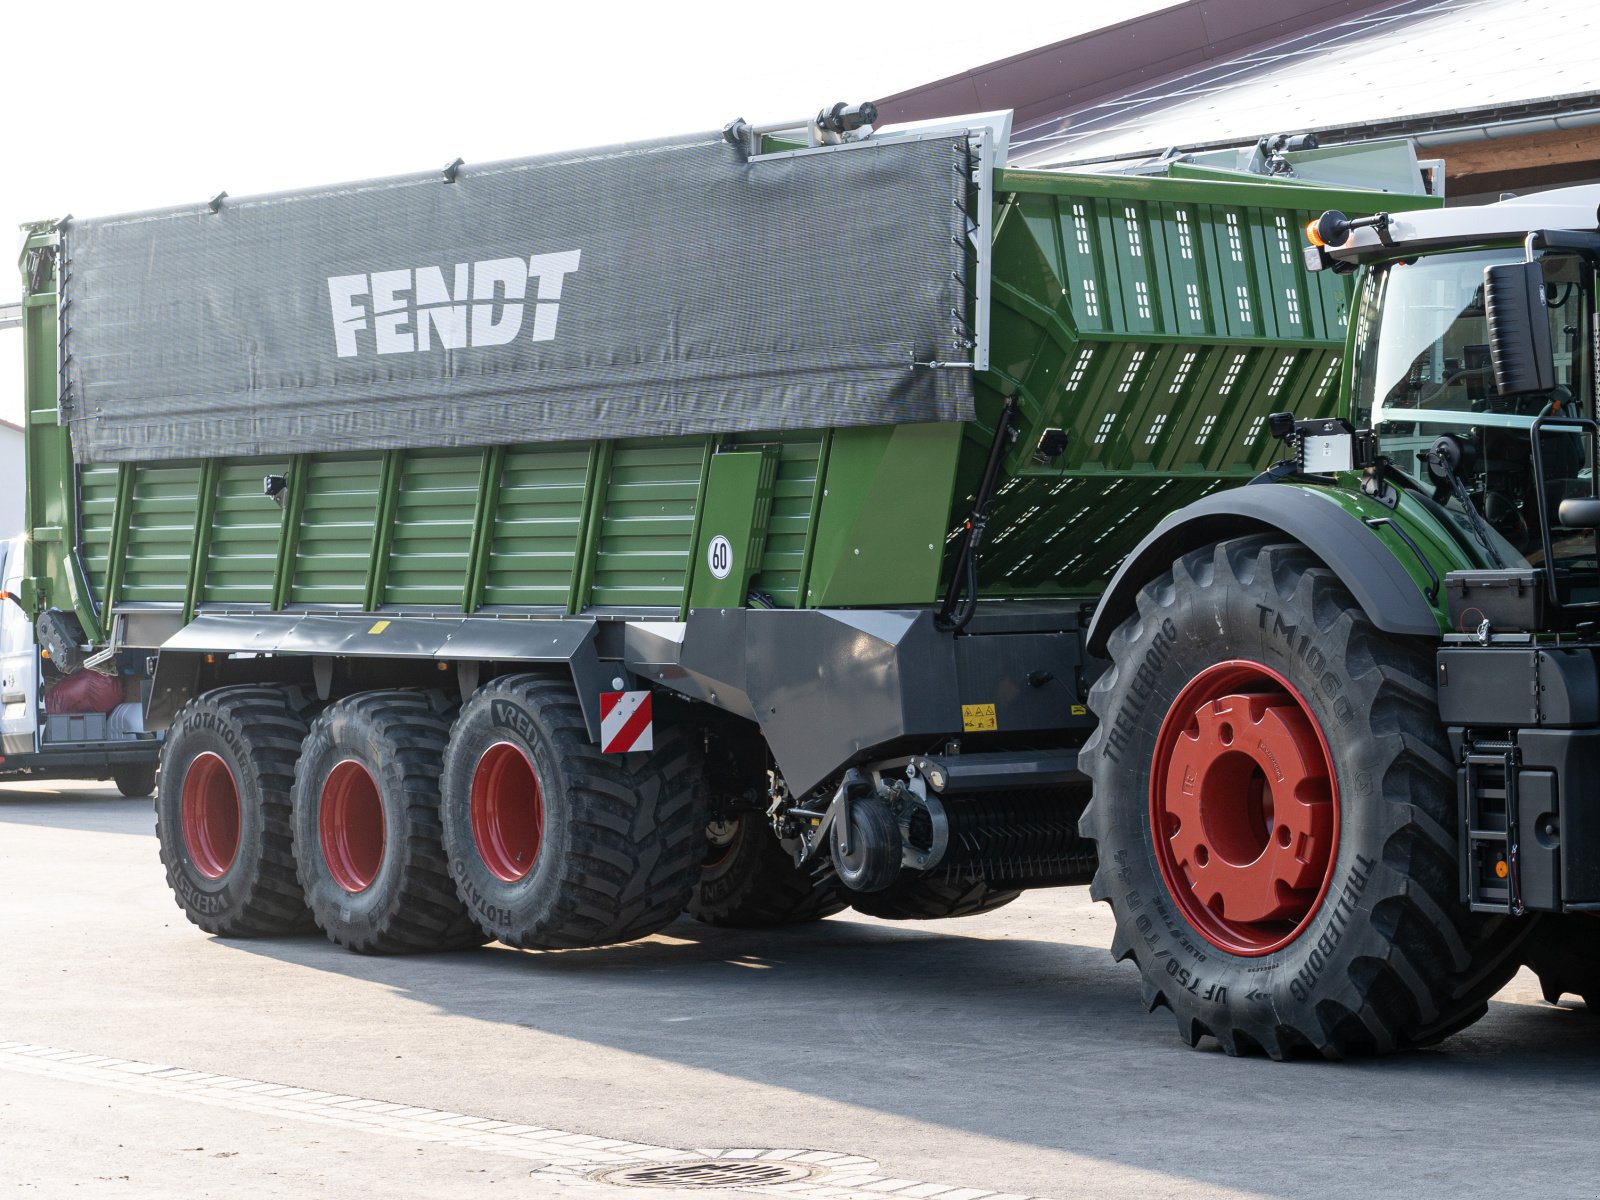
[599,690,654,754]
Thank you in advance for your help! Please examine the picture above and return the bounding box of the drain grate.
[592,1160,817,1189]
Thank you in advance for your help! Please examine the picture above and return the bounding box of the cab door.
[0,536,39,756]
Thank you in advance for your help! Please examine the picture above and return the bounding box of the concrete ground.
[2,780,1598,1200]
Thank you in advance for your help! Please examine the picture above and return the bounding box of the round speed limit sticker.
[707,534,733,580]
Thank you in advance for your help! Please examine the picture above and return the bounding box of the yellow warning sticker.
[1071,704,1087,716]
[368,620,391,635]
[961,703,997,732]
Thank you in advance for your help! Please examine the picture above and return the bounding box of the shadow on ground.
[225,908,1600,1198]
[9,787,1600,1198]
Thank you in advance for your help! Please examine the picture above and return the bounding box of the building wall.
[0,423,22,538]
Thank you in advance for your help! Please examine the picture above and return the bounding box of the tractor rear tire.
[439,674,707,949]
[155,686,315,936]
[291,690,486,954]
[688,813,846,928]
[1080,535,1528,1058]
[1522,915,1600,1009]
[850,873,1021,921]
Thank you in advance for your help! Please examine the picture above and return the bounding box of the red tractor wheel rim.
[181,751,241,879]
[1150,660,1340,956]
[470,742,544,883]
[319,759,386,894]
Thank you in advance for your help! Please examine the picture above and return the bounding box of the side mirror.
[1484,261,1556,396]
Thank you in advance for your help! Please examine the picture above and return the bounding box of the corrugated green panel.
[289,454,384,606]
[384,449,482,607]
[728,433,823,608]
[78,465,120,598]
[588,438,704,608]
[482,443,592,608]
[202,461,284,606]
[121,463,203,604]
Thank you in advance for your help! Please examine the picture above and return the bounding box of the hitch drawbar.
[779,750,1095,893]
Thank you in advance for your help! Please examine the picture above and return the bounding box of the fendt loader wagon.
[20,103,1591,1057]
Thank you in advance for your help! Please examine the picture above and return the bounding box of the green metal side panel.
[807,424,961,607]
[18,229,102,638]
[119,463,204,605]
[202,461,286,606]
[687,449,779,610]
[946,168,1433,601]
[383,449,484,608]
[77,465,120,599]
[481,443,593,609]
[728,432,826,608]
[289,454,384,606]
[587,438,707,609]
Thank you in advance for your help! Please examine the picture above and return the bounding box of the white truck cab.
[0,534,161,796]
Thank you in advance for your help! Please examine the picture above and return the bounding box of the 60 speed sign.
[707,534,733,580]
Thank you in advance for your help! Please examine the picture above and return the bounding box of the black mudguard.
[1086,483,1441,657]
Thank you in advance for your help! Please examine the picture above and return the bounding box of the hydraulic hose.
[935,398,1017,632]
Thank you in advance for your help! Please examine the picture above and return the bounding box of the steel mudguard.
[1085,482,1444,657]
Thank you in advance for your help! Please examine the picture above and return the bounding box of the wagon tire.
[688,813,846,928]
[155,686,316,936]
[440,674,707,949]
[1080,535,1528,1058]
[850,874,1021,921]
[291,689,487,954]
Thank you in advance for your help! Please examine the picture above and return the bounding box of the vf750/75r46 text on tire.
[1080,536,1526,1058]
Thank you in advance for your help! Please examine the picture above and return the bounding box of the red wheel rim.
[1150,660,1340,956]
[319,759,386,893]
[181,751,240,879]
[470,742,544,882]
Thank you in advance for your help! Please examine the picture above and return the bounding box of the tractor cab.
[1309,186,1600,625]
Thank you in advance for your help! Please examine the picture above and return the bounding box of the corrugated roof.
[1011,0,1600,168]
[879,0,1600,173]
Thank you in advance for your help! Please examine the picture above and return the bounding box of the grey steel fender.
[1085,483,1442,658]
[147,612,608,736]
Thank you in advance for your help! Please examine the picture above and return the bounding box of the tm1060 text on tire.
[1080,536,1526,1058]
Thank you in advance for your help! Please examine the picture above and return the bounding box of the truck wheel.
[113,764,157,799]
[291,690,486,954]
[688,814,846,928]
[1080,536,1526,1058]
[155,686,314,936]
[439,674,707,949]
[850,873,1021,921]
[1522,915,1600,1009]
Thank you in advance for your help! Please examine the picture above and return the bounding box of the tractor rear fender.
[1086,484,1443,658]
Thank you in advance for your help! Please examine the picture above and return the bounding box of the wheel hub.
[1151,661,1338,955]
[180,751,241,879]
[319,760,386,893]
[470,742,544,883]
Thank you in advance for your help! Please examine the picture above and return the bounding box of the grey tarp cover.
[58,131,974,463]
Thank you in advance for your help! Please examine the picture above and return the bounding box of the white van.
[0,535,160,796]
